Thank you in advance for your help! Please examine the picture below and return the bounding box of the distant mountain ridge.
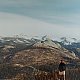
[32,36,80,58]
[0,35,79,65]
[56,37,80,57]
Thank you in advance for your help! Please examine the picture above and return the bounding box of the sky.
[0,0,80,39]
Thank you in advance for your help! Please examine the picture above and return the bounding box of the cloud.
[0,12,80,39]
[0,0,80,24]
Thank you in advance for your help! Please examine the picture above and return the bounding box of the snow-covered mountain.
[33,37,61,49]
[55,37,80,57]
[0,36,80,48]
[33,36,80,57]
[0,35,79,62]
[58,37,79,45]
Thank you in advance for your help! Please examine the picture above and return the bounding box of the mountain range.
[0,35,79,79]
[0,35,79,65]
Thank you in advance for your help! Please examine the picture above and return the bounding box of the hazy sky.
[0,0,80,38]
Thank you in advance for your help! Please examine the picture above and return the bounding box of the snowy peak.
[33,36,61,49]
[59,37,79,45]
[0,36,79,46]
